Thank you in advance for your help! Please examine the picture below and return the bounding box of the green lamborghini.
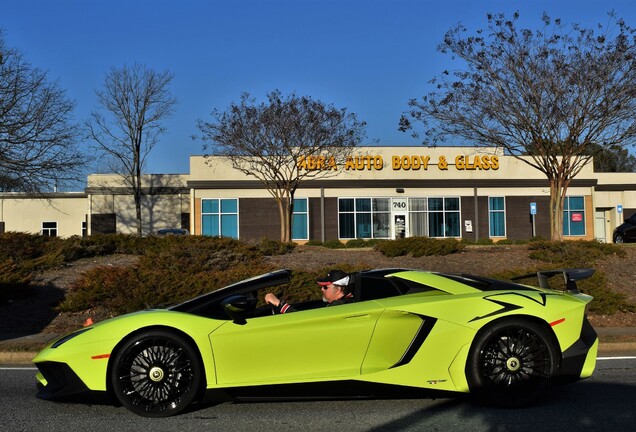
[33,268,598,417]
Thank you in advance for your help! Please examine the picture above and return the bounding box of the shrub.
[0,232,51,265]
[0,260,32,304]
[375,237,465,257]
[345,239,368,248]
[494,238,528,245]
[489,252,634,315]
[257,238,296,256]
[59,236,272,314]
[323,239,346,249]
[528,240,625,267]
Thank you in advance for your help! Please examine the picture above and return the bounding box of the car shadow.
[0,281,65,341]
[364,381,636,432]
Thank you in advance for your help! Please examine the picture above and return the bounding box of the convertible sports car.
[33,268,598,417]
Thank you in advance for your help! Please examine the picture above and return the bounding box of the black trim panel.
[390,315,437,368]
[557,317,598,383]
[35,361,92,400]
[208,380,459,402]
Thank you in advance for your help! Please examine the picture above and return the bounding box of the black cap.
[317,269,349,286]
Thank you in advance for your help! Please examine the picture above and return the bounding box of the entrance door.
[393,214,406,239]
[391,198,408,239]
[595,210,607,242]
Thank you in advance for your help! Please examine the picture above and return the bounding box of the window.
[42,221,57,237]
[563,196,585,236]
[201,198,238,239]
[489,197,506,237]
[428,197,460,237]
[408,198,428,237]
[372,198,390,238]
[292,198,308,240]
[338,198,391,239]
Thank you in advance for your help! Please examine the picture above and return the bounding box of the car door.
[209,300,384,385]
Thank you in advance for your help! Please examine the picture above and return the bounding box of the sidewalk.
[1,327,635,365]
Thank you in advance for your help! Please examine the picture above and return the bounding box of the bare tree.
[197,90,366,242]
[86,64,177,236]
[400,12,636,240]
[0,30,85,193]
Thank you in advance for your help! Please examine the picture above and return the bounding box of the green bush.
[490,239,633,315]
[256,238,296,255]
[528,240,625,267]
[59,236,272,314]
[323,239,346,249]
[493,238,528,245]
[375,237,465,257]
[0,232,51,265]
[489,265,634,315]
[0,260,32,304]
[345,239,368,248]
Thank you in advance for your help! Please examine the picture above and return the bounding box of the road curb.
[0,351,36,365]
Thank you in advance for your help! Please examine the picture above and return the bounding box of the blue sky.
[2,0,636,176]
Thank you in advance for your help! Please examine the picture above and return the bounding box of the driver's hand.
[265,293,280,307]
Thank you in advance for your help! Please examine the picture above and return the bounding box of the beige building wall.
[189,147,596,182]
[0,193,87,237]
[87,174,190,236]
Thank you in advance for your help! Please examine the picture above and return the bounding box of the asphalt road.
[1,356,635,432]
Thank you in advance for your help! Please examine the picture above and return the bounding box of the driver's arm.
[265,293,295,314]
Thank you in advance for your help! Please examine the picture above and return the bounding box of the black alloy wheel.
[111,330,202,417]
[466,319,558,407]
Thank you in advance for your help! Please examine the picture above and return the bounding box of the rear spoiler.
[511,268,595,294]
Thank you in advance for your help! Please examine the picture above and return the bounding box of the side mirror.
[221,294,252,325]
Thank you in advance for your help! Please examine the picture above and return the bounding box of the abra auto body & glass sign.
[297,154,500,171]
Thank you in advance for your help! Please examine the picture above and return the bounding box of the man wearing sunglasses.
[265,269,353,314]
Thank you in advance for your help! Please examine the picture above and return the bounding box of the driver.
[265,269,353,314]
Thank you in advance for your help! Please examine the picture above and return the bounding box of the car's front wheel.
[111,330,202,417]
[466,319,558,407]
[614,234,625,244]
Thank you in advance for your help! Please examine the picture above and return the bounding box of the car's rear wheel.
[111,330,202,417]
[614,234,624,244]
[466,318,558,407]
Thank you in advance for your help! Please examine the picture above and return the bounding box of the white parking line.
[0,367,37,370]
[598,356,636,360]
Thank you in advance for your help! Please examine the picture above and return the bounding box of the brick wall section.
[239,197,340,242]
[240,198,280,242]
[235,195,591,242]
[505,196,551,240]
[460,196,489,242]
[309,197,339,241]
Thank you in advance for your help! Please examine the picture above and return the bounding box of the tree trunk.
[275,191,295,242]
[548,176,568,241]
[134,175,142,236]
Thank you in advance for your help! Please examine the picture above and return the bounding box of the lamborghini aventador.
[33,268,598,417]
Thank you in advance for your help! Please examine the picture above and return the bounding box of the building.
[1,146,635,242]
[189,147,635,243]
